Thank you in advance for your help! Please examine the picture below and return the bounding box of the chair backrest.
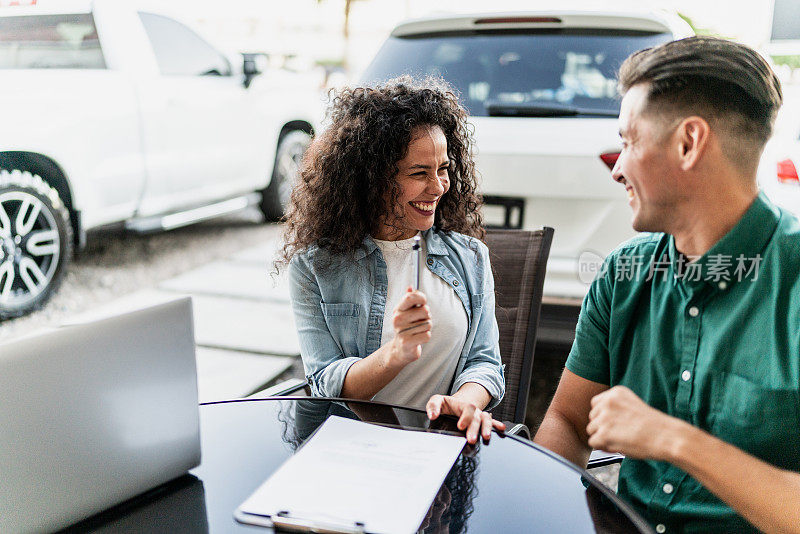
[485,227,554,424]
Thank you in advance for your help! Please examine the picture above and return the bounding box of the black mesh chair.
[485,227,554,435]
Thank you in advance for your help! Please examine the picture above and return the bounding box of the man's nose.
[611,159,624,183]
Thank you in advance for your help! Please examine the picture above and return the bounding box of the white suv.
[361,10,694,342]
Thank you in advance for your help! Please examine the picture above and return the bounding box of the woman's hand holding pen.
[387,287,431,367]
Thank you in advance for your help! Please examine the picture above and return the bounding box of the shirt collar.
[424,228,449,256]
[669,191,780,290]
[354,228,449,260]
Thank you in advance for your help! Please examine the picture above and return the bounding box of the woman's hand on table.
[426,393,506,444]
[387,288,431,367]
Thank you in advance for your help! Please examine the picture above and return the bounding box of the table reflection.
[59,475,209,534]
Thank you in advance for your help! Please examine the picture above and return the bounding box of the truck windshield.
[361,29,673,117]
[0,14,105,69]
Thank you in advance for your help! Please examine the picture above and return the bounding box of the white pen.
[412,235,421,291]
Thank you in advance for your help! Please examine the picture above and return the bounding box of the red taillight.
[600,152,620,171]
[777,159,799,184]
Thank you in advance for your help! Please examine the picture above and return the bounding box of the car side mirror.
[242,52,268,88]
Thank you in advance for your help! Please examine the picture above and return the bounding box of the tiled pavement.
[67,228,300,403]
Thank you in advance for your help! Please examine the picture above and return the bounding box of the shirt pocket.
[709,371,799,468]
[319,302,362,358]
[320,302,360,317]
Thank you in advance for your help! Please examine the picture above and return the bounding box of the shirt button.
[681,370,691,382]
[688,306,700,317]
[718,281,728,290]
[656,524,667,533]
[453,279,460,287]
[426,258,434,266]
[663,483,674,494]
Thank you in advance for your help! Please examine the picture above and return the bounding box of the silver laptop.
[0,297,201,534]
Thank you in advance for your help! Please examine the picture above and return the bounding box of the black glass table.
[64,397,652,533]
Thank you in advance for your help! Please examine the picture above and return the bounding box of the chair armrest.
[587,450,624,469]
[248,378,308,398]
[504,422,531,440]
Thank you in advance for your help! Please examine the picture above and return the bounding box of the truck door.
[134,12,265,217]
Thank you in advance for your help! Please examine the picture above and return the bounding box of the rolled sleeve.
[454,242,505,410]
[289,256,358,398]
[306,356,362,398]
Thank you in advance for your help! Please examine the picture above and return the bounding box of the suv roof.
[392,10,693,39]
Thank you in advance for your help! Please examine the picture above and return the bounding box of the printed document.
[237,415,466,534]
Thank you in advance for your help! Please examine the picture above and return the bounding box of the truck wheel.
[0,170,72,320]
[259,129,311,221]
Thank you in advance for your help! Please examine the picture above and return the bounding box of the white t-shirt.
[371,234,469,410]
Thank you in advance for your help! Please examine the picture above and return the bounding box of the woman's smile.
[409,200,437,215]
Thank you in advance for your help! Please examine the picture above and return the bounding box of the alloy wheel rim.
[0,191,60,308]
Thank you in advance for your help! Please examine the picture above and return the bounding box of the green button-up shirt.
[566,193,800,533]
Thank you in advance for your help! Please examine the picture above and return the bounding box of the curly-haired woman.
[279,77,505,443]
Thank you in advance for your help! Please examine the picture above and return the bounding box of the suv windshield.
[0,14,105,69]
[362,30,672,117]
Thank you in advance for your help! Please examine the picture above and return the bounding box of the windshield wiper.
[485,100,618,118]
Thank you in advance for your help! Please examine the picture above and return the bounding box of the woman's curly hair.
[279,75,483,267]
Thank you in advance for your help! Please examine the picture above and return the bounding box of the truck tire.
[0,170,72,320]
[259,129,312,221]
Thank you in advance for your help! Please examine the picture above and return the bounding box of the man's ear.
[675,116,710,171]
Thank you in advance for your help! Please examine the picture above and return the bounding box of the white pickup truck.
[0,0,321,319]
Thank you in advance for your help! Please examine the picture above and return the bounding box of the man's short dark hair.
[619,36,783,169]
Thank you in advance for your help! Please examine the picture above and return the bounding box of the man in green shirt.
[532,37,800,532]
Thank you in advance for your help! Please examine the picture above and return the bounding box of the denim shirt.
[289,228,505,409]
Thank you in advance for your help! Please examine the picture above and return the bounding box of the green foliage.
[315,58,346,68]
[772,55,800,69]
[678,12,725,38]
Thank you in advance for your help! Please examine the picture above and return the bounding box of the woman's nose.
[428,174,446,194]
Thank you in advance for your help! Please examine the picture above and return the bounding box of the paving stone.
[54,231,304,403]
[195,347,293,403]
[232,238,285,265]
[62,290,300,357]
[191,294,300,356]
[159,261,290,303]
[60,289,190,325]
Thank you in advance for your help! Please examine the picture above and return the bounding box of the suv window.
[139,12,231,77]
[362,30,672,117]
[0,14,105,69]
